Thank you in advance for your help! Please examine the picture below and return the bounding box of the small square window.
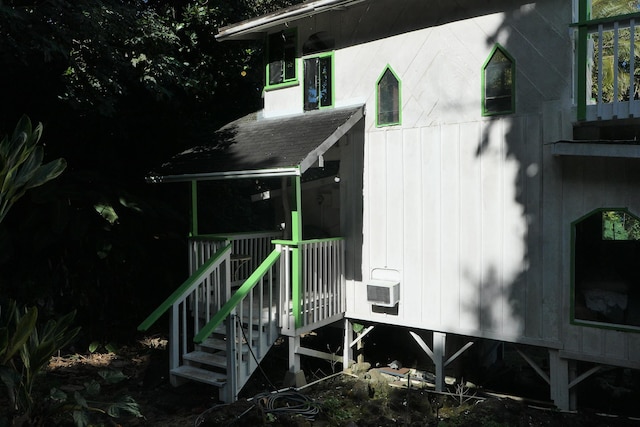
[267,30,297,88]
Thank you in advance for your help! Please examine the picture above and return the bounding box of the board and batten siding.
[349,114,557,346]
[557,156,640,367]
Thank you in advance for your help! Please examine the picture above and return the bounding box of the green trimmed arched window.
[482,44,515,116]
[376,66,401,127]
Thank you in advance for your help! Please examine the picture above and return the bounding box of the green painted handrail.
[137,243,233,331]
[193,247,282,344]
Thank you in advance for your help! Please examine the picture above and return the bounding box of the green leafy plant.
[0,299,80,424]
[48,371,143,427]
[0,115,67,224]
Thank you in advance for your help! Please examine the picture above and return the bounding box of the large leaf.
[106,395,143,418]
[1,306,37,365]
[0,115,66,224]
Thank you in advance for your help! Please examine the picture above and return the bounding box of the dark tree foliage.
[0,0,298,342]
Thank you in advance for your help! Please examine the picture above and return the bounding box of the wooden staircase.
[138,232,347,403]
[171,299,280,401]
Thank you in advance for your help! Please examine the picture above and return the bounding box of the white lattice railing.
[576,12,640,121]
[279,238,346,335]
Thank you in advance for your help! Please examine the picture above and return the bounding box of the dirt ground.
[19,334,637,426]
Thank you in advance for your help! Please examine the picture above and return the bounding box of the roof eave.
[552,141,640,158]
[146,167,301,184]
[216,0,367,41]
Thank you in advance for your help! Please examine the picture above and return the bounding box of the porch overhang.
[147,105,365,184]
[216,0,368,41]
[552,140,640,159]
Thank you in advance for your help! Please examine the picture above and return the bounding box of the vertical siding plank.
[367,131,388,273]
[402,127,423,323]
[479,119,504,333]
[440,124,461,328]
[386,129,404,271]
[524,115,544,340]
[458,121,482,331]
[422,125,442,326]
[562,158,585,353]
[502,117,527,337]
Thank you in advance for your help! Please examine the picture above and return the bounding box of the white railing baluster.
[598,23,604,119]
[614,21,620,117]
[631,19,637,116]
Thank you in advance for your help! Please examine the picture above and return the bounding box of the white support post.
[343,318,353,370]
[549,349,570,410]
[409,331,446,392]
[433,332,446,392]
[169,304,183,387]
[283,335,306,387]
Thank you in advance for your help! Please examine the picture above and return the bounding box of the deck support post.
[410,330,446,392]
[549,349,570,410]
[343,318,353,370]
[284,335,306,387]
[433,332,446,392]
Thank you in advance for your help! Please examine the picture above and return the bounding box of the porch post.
[576,0,590,121]
[343,318,353,369]
[549,349,570,410]
[291,174,303,328]
[433,331,446,392]
[190,180,198,236]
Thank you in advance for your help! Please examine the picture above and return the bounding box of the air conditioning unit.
[366,279,400,307]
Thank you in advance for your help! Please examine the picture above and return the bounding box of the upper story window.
[376,66,401,127]
[573,209,640,331]
[482,44,515,116]
[266,29,297,88]
[303,52,333,111]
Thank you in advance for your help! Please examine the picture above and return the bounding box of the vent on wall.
[366,279,400,307]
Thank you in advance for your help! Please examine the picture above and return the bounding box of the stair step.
[201,337,249,352]
[184,351,227,368]
[171,365,226,387]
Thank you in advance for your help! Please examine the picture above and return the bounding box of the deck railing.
[191,231,282,282]
[576,12,640,121]
[138,243,233,376]
[193,248,281,401]
[278,238,346,335]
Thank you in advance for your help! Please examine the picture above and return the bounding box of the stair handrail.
[193,247,282,344]
[137,242,233,331]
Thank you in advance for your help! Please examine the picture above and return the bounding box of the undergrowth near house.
[1,334,638,426]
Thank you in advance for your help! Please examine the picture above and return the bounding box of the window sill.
[265,80,300,92]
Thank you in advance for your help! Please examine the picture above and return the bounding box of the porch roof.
[147,105,364,183]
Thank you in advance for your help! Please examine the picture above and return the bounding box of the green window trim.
[302,51,335,111]
[571,207,640,333]
[265,29,298,90]
[481,44,515,117]
[376,65,402,127]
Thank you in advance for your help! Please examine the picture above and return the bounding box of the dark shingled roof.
[148,105,364,183]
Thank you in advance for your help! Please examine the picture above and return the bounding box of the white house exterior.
[141,0,640,411]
